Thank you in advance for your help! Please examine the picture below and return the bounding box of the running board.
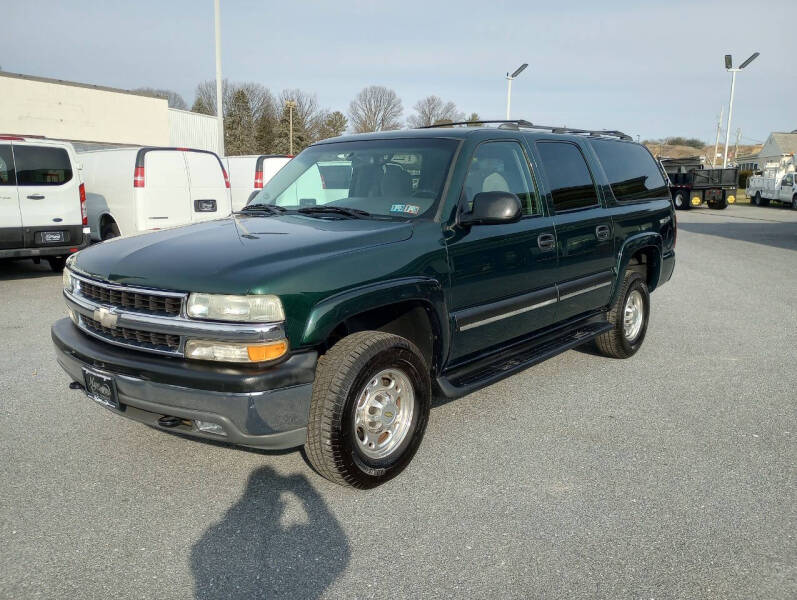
[436,320,613,399]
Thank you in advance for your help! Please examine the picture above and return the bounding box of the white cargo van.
[0,135,89,271]
[80,147,232,240]
[225,154,291,211]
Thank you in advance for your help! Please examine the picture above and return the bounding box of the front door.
[532,140,615,322]
[780,174,794,202]
[0,144,23,250]
[446,139,559,362]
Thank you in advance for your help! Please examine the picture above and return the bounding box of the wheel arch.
[301,277,450,375]
[612,233,663,302]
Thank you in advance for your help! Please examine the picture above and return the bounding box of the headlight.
[184,339,288,363]
[63,268,74,293]
[186,293,285,322]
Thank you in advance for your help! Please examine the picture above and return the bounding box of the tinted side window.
[592,139,669,201]
[0,145,14,186]
[463,141,540,215]
[13,146,73,186]
[536,142,598,212]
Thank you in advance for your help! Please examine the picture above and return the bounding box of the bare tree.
[277,89,324,142]
[135,87,187,110]
[191,80,275,121]
[348,86,403,133]
[407,96,463,128]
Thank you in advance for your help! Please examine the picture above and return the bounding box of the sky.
[3,0,794,144]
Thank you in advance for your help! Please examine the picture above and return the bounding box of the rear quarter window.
[13,145,73,186]
[591,139,669,202]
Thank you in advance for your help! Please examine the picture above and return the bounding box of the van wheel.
[305,331,431,489]
[673,192,686,210]
[595,270,650,359]
[46,256,67,272]
[792,195,797,210]
[753,192,761,206]
[101,222,120,240]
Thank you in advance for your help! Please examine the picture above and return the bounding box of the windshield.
[247,138,459,219]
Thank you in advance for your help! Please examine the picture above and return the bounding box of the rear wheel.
[709,197,728,210]
[101,221,120,240]
[46,256,67,272]
[753,192,762,206]
[305,331,431,488]
[595,270,650,359]
[673,192,687,210]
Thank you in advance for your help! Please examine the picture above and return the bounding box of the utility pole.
[214,0,224,156]
[285,101,297,155]
[711,105,724,168]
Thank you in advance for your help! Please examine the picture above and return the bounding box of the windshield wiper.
[235,203,287,215]
[297,206,370,219]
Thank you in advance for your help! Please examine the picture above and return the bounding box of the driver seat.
[381,164,412,197]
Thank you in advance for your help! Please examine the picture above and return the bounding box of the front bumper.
[52,318,316,449]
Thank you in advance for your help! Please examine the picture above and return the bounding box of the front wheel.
[305,331,431,488]
[595,270,650,359]
[792,195,797,211]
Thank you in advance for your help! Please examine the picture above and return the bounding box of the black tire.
[305,331,431,489]
[673,192,687,210]
[792,195,797,211]
[753,192,762,206]
[101,221,120,240]
[595,270,650,359]
[46,256,67,272]
[709,197,728,210]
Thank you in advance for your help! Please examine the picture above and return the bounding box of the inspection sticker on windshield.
[390,204,420,215]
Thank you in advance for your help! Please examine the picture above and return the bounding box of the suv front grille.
[81,315,181,352]
[78,280,183,316]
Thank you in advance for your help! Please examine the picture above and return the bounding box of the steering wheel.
[412,189,437,199]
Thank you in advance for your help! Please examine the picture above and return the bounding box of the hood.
[72,214,413,293]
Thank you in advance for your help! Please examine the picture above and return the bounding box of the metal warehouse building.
[0,71,219,153]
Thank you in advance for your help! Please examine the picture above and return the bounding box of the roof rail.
[419,120,633,141]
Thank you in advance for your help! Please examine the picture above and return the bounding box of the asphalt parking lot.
[1,204,795,599]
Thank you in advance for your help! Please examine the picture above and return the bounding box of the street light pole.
[214,0,224,157]
[505,63,528,120]
[285,101,297,155]
[722,52,759,168]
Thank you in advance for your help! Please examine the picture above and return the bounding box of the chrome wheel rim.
[354,368,415,460]
[623,289,644,341]
[674,194,683,208]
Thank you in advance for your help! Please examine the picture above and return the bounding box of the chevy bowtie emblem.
[94,307,118,329]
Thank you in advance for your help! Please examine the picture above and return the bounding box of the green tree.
[224,89,256,155]
[317,111,348,140]
[466,112,481,126]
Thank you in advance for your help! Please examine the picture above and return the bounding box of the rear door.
[13,142,82,247]
[0,144,23,249]
[532,140,615,322]
[140,150,190,230]
[185,151,231,222]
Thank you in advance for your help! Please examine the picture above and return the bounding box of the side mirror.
[460,191,522,226]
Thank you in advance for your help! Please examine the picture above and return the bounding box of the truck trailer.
[660,156,737,210]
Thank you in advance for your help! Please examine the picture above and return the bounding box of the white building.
[737,131,797,172]
[0,71,219,153]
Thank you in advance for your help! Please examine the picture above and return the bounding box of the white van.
[225,154,291,211]
[0,135,89,271]
[80,147,232,240]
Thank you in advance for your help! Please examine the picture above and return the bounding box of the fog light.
[184,339,288,363]
[195,420,226,436]
[727,195,735,204]
[691,197,701,206]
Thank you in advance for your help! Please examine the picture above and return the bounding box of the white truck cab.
[0,135,89,271]
[746,155,797,209]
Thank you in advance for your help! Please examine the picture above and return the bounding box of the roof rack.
[418,120,633,141]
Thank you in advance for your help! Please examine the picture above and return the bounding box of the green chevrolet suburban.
[52,121,676,488]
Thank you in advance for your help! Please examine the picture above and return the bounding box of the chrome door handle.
[27,194,45,200]
[537,233,556,251]
[595,225,611,241]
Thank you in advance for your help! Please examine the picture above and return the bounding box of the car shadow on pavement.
[190,465,350,600]
[677,220,797,251]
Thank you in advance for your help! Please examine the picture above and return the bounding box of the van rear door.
[139,150,190,231]
[0,144,23,249]
[185,151,230,222]
[12,141,83,247]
